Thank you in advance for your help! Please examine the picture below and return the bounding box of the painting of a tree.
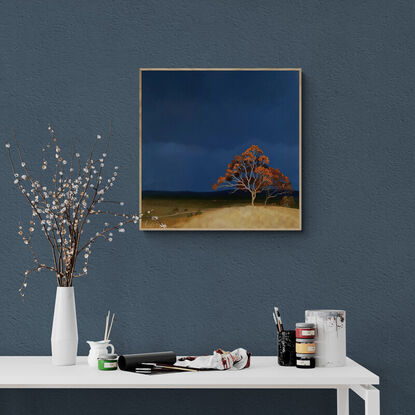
[212,145,272,207]
[140,68,301,230]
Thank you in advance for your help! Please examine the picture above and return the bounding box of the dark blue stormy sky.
[142,70,300,192]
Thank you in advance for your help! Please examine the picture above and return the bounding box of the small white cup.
[86,340,115,368]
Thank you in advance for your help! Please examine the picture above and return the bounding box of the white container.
[51,287,78,366]
[305,310,346,367]
[86,340,115,368]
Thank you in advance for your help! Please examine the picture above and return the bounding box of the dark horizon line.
[142,189,300,193]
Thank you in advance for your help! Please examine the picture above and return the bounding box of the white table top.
[0,356,379,389]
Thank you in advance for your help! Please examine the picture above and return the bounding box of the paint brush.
[104,310,110,340]
[140,363,198,373]
[107,313,115,340]
[272,311,281,332]
[274,307,284,332]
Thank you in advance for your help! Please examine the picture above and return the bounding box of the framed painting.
[139,68,301,231]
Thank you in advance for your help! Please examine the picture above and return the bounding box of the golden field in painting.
[175,206,299,230]
[141,193,300,230]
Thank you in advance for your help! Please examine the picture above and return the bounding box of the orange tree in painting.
[212,145,273,206]
[264,167,293,206]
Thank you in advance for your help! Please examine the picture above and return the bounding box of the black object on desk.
[277,330,296,366]
[118,351,176,372]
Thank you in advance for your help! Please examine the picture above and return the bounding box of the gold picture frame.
[139,68,302,231]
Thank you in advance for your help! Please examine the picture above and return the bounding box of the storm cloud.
[142,70,300,192]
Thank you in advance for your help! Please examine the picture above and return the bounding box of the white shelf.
[0,356,378,389]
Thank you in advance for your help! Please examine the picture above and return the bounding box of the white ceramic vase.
[51,286,78,366]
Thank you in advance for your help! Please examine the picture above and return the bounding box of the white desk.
[0,356,379,415]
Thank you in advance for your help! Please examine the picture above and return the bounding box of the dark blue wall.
[0,1,413,414]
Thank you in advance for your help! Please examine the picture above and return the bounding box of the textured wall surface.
[0,1,414,414]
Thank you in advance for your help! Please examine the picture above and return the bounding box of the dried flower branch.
[6,125,165,297]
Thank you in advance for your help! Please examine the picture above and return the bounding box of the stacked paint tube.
[295,322,316,369]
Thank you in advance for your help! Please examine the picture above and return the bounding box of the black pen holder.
[277,330,296,366]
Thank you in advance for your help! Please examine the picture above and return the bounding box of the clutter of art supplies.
[86,308,346,372]
[85,311,251,373]
[273,306,346,369]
